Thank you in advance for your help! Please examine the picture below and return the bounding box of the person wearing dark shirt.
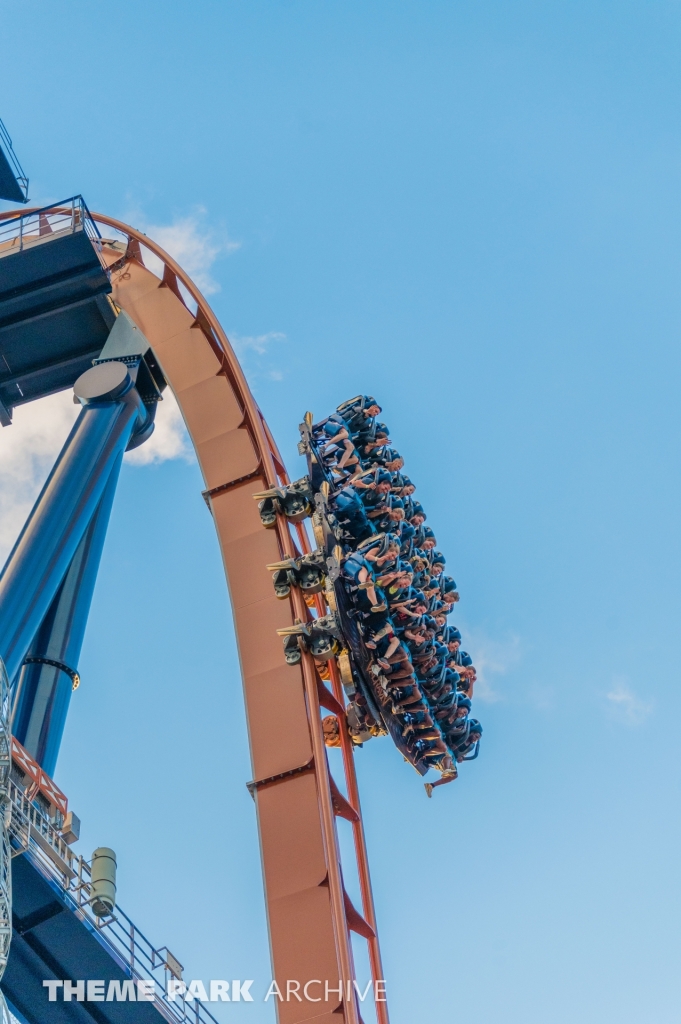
[333,484,373,541]
[449,720,483,762]
[336,395,382,439]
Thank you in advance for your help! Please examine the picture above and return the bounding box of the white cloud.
[0,386,195,568]
[231,331,286,357]
[460,627,521,703]
[230,330,288,382]
[0,391,79,564]
[125,389,193,466]
[133,209,240,295]
[605,680,652,725]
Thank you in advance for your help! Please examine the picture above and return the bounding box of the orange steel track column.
[78,213,387,1024]
[286,520,390,1024]
[326,655,389,1024]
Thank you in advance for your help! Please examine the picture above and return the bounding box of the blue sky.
[2,1,681,1021]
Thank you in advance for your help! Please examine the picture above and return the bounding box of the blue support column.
[11,456,121,776]
[0,362,149,684]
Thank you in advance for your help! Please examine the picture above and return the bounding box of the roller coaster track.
[0,207,388,1024]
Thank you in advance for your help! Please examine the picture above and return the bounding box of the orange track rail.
[82,214,391,1024]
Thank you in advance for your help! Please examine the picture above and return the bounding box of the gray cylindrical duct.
[90,847,117,918]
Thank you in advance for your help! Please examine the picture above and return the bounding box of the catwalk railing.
[0,196,103,260]
[7,780,219,1024]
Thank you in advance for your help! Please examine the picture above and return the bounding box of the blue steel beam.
[0,362,149,683]
[2,854,174,1024]
[12,458,121,776]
